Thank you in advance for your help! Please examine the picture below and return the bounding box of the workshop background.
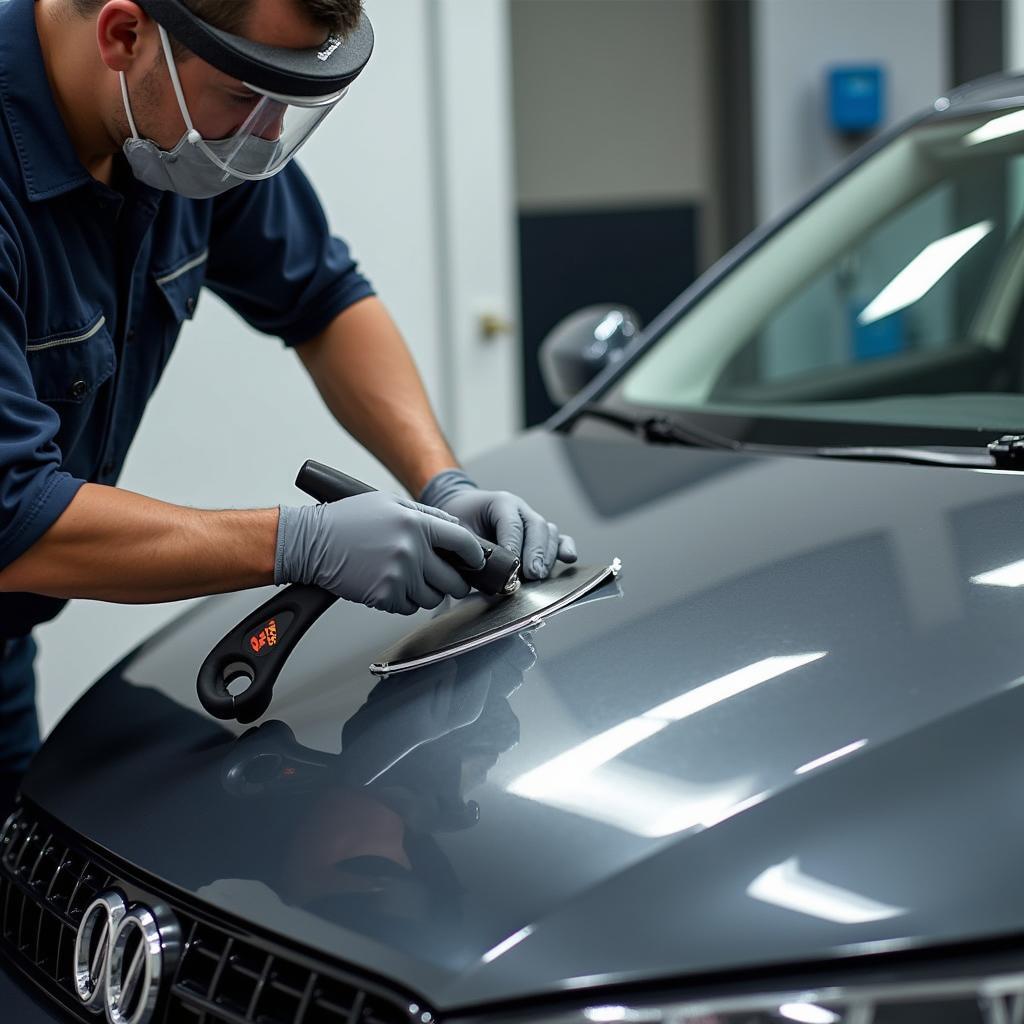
[32,0,1021,730]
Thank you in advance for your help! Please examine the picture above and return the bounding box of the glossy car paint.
[20,429,1024,1014]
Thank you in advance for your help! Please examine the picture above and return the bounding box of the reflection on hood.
[219,635,536,949]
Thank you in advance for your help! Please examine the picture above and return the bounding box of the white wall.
[752,0,949,223]
[34,0,519,732]
[510,0,719,258]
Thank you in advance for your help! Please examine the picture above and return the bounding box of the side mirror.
[540,305,642,406]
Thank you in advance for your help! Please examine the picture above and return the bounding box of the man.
[0,0,576,810]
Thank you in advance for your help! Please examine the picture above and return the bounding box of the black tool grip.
[296,460,520,596]
[296,460,375,502]
[197,584,337,723]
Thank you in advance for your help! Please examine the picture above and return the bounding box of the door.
[432,0,522,456]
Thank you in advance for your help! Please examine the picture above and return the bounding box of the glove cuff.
[274,505,295,585]
[419,468,477,508]
[274,503,323,585]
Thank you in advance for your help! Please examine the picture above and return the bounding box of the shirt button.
[102,460,115,477]
[126,328,136,343]
[70,379,88,399]
[185,296,196,316]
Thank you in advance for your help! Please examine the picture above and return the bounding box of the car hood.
[23,431,1024,1014]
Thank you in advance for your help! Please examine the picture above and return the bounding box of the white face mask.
[119,27,331,199]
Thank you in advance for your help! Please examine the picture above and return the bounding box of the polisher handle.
[196,584,337,723]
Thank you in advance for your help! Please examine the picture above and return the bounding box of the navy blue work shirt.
[0,0,374,636]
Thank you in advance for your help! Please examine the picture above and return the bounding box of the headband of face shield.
[119,26,350,198]
[135,0,373,96]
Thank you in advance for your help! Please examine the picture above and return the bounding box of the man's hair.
[70,0,363,37]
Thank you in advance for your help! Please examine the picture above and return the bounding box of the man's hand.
[420,470,577,581]
[275,492,486,615]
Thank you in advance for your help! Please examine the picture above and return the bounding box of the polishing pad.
[370,559,622,675]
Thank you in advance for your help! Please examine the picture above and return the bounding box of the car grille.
[1,805,426,1024]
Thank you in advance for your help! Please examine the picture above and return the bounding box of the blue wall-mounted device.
[828,65,884,135]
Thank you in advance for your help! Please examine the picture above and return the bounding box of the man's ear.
[96,0,155,73]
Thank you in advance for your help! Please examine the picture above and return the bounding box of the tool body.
[197,461,521,722]
[370,559,622,675]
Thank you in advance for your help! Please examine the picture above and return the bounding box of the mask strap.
[118,72,141,141]
[157,25,202,145]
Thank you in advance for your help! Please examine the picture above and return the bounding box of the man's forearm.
[297,297,459,496]
[0,483,277,602]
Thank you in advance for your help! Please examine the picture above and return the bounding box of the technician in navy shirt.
[0,0,577,804]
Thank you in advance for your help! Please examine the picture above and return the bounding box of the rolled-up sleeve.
[0,217,84,570]
[204,161,375,348]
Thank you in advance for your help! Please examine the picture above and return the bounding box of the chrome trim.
[0,810,17,846]
[74,889,164,1024]
[74,891,127,1012]
[105,905,163,1024]
[370,558,622,675]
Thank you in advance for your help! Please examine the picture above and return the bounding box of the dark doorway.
[951,0,1004,87]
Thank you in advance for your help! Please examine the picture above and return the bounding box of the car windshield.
[612,104,1024,447]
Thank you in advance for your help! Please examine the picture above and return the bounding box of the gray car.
[6,72,1024,1024]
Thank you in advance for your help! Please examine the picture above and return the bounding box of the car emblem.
[74,890,166,1024]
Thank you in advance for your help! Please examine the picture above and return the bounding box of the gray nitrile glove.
[275,491,486,615]
[420,469,578,581]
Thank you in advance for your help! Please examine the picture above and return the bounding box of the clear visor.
[158,26,347,182]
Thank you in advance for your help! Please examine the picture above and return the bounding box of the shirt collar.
[0,0,96,201]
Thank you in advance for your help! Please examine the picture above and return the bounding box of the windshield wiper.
[572,407,1024,470]
[816,434,1024,469]
[812,445,995,469]
[572,405,744,451]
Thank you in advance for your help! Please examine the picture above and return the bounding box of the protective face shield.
[122,0,374,197]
